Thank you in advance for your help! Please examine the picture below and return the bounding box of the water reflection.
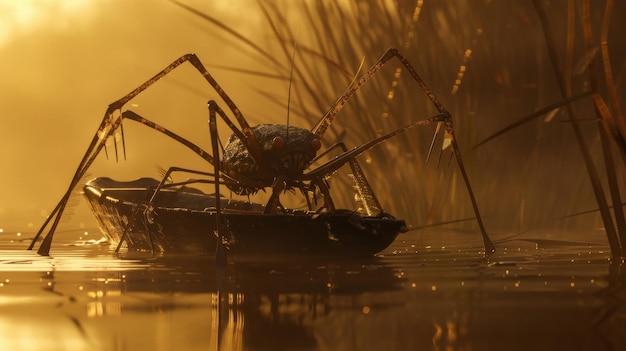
[1,230,626,350]
[0,247,406,350]
[120,256,406,350]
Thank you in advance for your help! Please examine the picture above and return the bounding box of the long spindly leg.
[124,110,266,191]
[105,54,258,153]
[312,178,335,213]
[31,108,217,255]
[303,113,446,215]
[123,110,215,164]
[30,113,124,255]
[208,101,227,266]
[21,55,193,256]
[311,48,449,138]
[107,53,263,167]
[310,48,495,254]
[309,142,382,216]
[32,105,257,255]
[306,113,449,180]
[263,175,287,215]
[31,54,258,255]
[309,111,496,252]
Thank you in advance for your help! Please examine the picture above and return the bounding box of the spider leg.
[310,47,495,254]
[312,178,335,213]
[209,101,227,266]
[308,113,496,255]
[122,110,215,164]
[298,184,314,211]
[30,55,238,255]
[311,142,382,216]
[207,101,278,190]
[32,106,259,256]
[124,109,265,190]
[31,112,123,255]
[263,175,288,215]
[306,113,448,180]
[186,55,263,167]
[107,54,262,166]
[311,48,449,138]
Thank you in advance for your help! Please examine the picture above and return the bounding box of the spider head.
[221,124,322,193]
[259,124,321,177]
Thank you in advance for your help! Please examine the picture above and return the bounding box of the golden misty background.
[1,1,286,234]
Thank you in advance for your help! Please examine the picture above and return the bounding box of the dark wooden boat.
[83,177,407,256]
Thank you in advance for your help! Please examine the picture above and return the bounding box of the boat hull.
[84,177,407,256]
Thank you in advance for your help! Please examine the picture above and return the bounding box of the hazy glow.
[0,318,88,351]
[0,0,93,49]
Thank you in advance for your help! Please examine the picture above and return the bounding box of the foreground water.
[1,228,625,351]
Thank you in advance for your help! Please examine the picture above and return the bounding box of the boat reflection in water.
[103,255,407,350]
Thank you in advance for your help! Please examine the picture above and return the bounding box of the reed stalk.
[532,0,621,258]
[582,0,626,255]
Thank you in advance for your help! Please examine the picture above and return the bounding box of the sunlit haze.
[0,1,278,233]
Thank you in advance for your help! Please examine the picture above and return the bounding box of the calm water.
[1,228,625,351]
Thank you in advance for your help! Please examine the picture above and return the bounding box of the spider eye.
[311,138,321,152]
[272,136,285,150]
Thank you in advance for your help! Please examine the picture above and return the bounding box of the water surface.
[1,229,625,351]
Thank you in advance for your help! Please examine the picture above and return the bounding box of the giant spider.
[29,48,494,257]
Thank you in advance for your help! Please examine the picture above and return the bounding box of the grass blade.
[474,92,592,149]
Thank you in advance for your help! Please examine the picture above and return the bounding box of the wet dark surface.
[2,229,625,351]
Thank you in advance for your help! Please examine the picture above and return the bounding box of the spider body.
[221,124,321,195]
